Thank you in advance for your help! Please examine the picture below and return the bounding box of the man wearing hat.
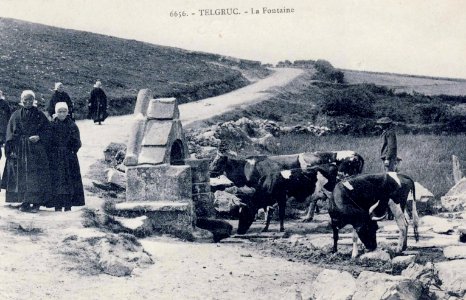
[47,82,73,120]
[377,117,397,172]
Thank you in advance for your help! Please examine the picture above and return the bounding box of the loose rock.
[443,245,466,259]
[353,271,422,300]
[392,255,416,272]
[402,263,440,288]
[359,249,391,263]
[213,190,241,213]
[420,216,458,234]
[435,260,466,297]
[308,269,356,300]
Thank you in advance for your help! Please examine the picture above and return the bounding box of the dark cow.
[329,172,419,258]
[237,164,338,234]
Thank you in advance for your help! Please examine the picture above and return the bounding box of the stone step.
[113,201,194,237]
[114,201,192,212]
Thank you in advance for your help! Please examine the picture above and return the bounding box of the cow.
[209,150,364,222]
[298,151,365,221]
[298,151,365,178]
[249,151,364,178]
[210,150,364,182]
[328,172,419,258]
[236,164,338,234]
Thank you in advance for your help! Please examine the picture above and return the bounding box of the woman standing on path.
[47,102,85,211]
[47,82,74,120]
[87,80,108,125]
[0,90,12,160]
[1,90,52,213]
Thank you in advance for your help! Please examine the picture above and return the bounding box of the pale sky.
[1,0,465,79]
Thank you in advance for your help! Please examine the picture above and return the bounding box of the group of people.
[0,80,109,213]
[48,80,109,125]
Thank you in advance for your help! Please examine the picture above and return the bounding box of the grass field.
[343,70,466,96]
[271,133,466,199]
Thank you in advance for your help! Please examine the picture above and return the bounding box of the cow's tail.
[410,178,420,242]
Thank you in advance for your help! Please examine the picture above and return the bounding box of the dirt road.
[0,68,320,300]
[76,67,303,182]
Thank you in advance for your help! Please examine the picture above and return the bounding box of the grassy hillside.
[343,70,466,96]
[0,18,270,119]
[208,69,466,135]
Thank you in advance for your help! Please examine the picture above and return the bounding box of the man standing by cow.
[377,117,398,172]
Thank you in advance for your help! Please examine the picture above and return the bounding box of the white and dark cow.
[329,172,419,258]
[210,150,363,182]
[298,151,364,178]
[298,151,365,221]
[237,164,338,234]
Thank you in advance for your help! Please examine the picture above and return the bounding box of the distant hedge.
[312,60,345,83]
[316,81,466,134]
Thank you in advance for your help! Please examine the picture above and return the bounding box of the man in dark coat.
[47,82,73,120]
[1,90,52,213]
[88,80,108,125]
[0,90,12,154]
[377,117,398,172]
[47,102,85,211]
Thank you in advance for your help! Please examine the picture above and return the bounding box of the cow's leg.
[262,206,274,232]
[351,229,359,259]
[302,195,318,222]
[278,201,286,232]
[388,199,408,253]
[331,222,339,253]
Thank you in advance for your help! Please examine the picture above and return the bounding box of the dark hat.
[376,117,393,124]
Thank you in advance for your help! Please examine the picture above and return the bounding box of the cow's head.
[237,202,256,235]
[356,220,378,251]
[336,152,364,179]
[210,152,228,177]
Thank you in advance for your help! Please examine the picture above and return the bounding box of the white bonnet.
[21,90,35,100]
[55,102,69,113]
[54,82,63,90]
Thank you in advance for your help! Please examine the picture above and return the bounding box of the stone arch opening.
[170,139,185,165]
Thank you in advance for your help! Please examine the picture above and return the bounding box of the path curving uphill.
[76,67,303,183]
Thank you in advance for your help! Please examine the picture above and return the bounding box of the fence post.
[452,155,463,184]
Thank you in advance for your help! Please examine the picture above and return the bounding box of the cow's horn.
[238,202,248,207]
[371,213,387,221]
[368,200,380,215]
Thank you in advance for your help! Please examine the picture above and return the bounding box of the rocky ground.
[1,67,465,299]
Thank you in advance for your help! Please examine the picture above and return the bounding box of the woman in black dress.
[88,80,108,125]
[1,90,52,213]
[48,102,85,211]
